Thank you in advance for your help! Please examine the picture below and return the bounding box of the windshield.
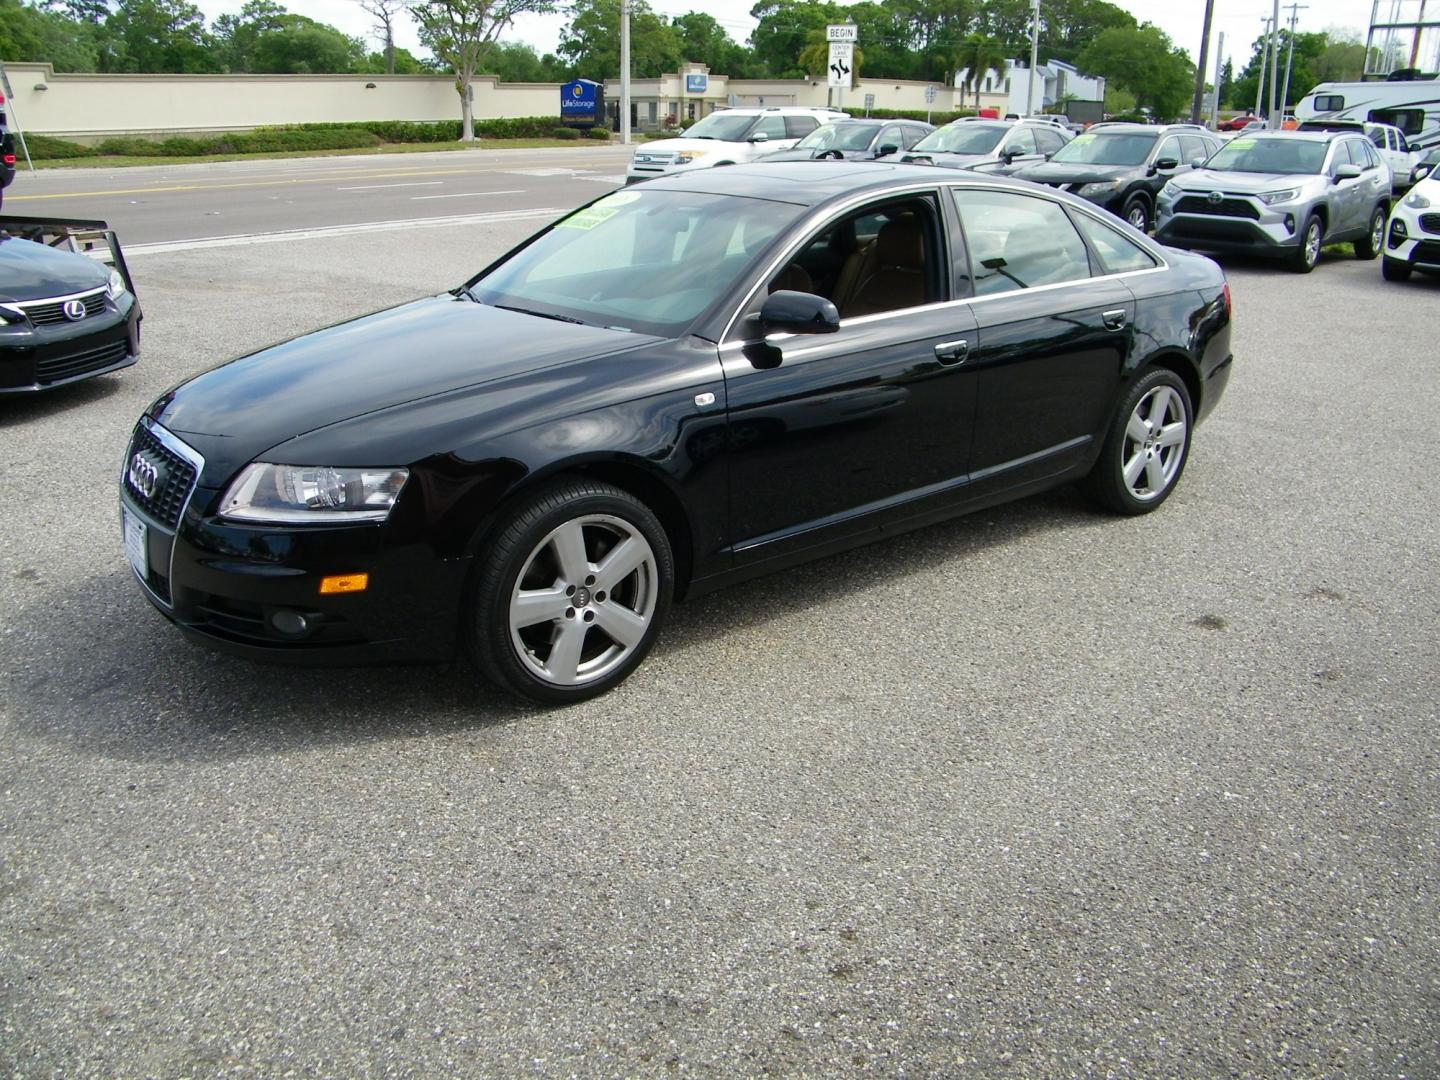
[468,190,798,337]
[1206,136,1327,174]
[1050,131,1158,166]
[911,124,1006,155]
[796,123,878,151]
[681,112,757,141]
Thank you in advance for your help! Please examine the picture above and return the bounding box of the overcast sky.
[209,0,1370,77]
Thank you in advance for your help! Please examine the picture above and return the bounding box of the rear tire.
[1355,206,1386,260]
[1081,367,1193,516]
[464,478,673,705]
[1290,214,1322,273]
[1382,255,1413,281]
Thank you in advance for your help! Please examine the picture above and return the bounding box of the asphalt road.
[2,145,633,244]
[1,181,1438,1077]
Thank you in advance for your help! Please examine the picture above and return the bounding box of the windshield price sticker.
[1230,139,1256,149]
[1071,133,1095,145]
[556,191,639,231]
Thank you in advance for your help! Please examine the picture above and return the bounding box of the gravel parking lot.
[2,209,1437,1076]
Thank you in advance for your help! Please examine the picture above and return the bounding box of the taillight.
[2,155,14,166]
[1221,281,1231,318]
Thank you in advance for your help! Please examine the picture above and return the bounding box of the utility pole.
[1268,0,1282,128]
[1191,0,1216,123]
[1211,31,1225,128]
[620,0,631,145]
[1254,15,1273,117]
[1026,0,1040,115]
[1278,3,1309,119]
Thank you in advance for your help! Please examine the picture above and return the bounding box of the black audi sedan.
[120,163,1233,704]
[1,219,140,393]
[1011,123,1221,232]
[757,119,934,162]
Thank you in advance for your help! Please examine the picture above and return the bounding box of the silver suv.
[886,118,1071,176]
[626,107,847,183]
[1155,130,1393,273]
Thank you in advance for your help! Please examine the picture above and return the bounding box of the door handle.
[934,338,969,365]
[1102,308,1128,331]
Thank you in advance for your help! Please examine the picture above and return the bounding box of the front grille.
[1419,212,1440,234]
[20,289,107,326]
[1176,195,1261,219]
[123,424,199,529]
[1413,240,1440,265]
[36,339,128,385]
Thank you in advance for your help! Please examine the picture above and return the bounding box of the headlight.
[1257,188,1300,205]
[106,268,127,300]
[220,463,409,524]
[1404,190,1431,208]
[673,152,707,165]
[1078,180,1123,195]
[1158,181,1181,200]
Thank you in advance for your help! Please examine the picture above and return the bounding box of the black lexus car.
[757,119,934,162]
[120,163,1233,703]
[1,218,141,393]
[1011,123,1222,232]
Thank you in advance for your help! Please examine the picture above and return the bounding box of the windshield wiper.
[494,304,586,325]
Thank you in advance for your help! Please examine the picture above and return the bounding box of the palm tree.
[954,34,1008,111]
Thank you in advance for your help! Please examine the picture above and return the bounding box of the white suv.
[626,107,849,183]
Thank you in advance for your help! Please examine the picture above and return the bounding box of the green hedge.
[586,127,611,140]
[26,117,592,160]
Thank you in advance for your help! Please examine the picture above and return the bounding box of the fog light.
[1283,213,1295,233]
[320,573,369,594]
[1389,219,1407,249]
[271,610,311,636]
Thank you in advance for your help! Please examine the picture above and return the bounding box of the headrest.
[876,217,924,269]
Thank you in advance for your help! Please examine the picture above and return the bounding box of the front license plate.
[123,507,148,579]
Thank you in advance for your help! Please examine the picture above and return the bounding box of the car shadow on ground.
[4,484,1115,764]
[0,372,125,426]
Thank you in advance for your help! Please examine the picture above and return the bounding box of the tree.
[251,19,366,73]
[748,0,844,79]
[479,40,569,80]
[953,32,1006,108]
[411,0,557,141]
[557,0,681,78]
[1077,24,1194,120]
[358,0,406,75]
[100,0,219,73]
[213,0,287,71]
[671,12,748,75]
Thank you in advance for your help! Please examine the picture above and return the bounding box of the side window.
[1154,136,1182,163]
[754,115,788,141]
[785,115,818,138]
[1314,94,1345,111]
[1369,127,1386,148]
[1395,130,1409,152]
[1178,136,1211,165]
[1035,127,1065,155]
[1071,211,1159,273]
[761,196,942,320]
[1371,108,1423,135]
[878,125,903,152]
[951,188,1093,296]
[1005,127,1038,155]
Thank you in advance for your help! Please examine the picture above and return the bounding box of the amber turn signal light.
[319,573,369,594]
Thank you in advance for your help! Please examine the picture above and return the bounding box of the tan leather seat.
[830,238,878,312]
[843,218,926,317]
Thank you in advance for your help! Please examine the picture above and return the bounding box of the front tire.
[1355,206,1386,259]
[465,478,673,705]
[1382,255,1413,281]
[1082,367,1193,515]
[1290,214,1322,273]
[1121,193,1151,232]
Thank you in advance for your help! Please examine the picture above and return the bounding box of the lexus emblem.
[128,454,159,499]
[62,299,88,321]
[1206,191,1223,204]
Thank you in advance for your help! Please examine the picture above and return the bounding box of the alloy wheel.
[508,514,658,687]
[1121,385,1188,502]
[1303,221,1321,268]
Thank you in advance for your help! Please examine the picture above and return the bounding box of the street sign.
[864,93,875,109]
[827,42,853,88]
[924,84,937,104]
[826,24,858,42]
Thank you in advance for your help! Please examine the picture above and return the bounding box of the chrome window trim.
[12,285,107,310]
[119,416,207,612]
[719,179,1170,348]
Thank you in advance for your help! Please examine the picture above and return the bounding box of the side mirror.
[748,131,770,143]
[1333,163,1362,182]
[1151,156,1180,174]
[759,290,840,336]
[1000,149,1018,164]
[876,144,899,157]
[1414,164,1433,181]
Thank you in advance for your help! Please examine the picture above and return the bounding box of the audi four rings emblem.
[129,454,159,499]
[62,299,88,321]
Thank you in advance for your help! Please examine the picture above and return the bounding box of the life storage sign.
[561,80,603,127]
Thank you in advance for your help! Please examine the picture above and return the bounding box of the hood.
[757,147,871,162]
[0,233,109,303]
[152,295,658,468]
[1012,161,1137,185]
[1171,169,1319,194]
[632,137,739,156]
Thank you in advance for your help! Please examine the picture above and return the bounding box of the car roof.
[634,160,1047,206]
[1236,129,1352,143]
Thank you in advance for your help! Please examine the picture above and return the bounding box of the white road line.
[335,181,447,190]
[410,189,525,201]
[124,208,565,255]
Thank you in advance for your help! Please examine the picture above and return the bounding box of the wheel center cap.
[573,586,592,608]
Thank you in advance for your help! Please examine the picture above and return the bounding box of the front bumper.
[0,293,141,393]
[1384,208,1440,267]
[120,419,468,665]
[1155,193,1311,256]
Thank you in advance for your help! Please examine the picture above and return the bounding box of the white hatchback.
[626,107,848,183]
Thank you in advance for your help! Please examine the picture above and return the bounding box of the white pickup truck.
[1298,119,1419,191]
